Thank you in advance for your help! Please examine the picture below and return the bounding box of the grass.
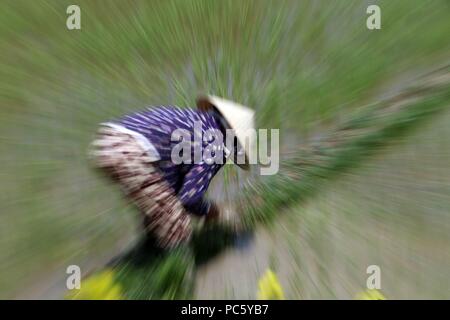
[241,73,450,228]
[0,0,449,298]
[92,68,449,299]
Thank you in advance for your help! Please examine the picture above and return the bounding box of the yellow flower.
[355,289,386,300]
[66,269,123,300]
[257,269,285,300]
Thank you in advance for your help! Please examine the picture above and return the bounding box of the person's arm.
[177,162,221,216]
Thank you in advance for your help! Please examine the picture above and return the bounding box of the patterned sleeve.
[177,162,219,216]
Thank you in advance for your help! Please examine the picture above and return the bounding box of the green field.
[0,0,449,298]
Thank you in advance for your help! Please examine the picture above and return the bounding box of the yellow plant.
[66,269,123,300]
[257,269,285,300]
[355,289,386,300]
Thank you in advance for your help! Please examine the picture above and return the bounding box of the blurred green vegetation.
[196,106,450,299]
[242,78,450,227]
[0,0,449,298]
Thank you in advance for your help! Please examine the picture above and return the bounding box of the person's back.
[103,106,227,216]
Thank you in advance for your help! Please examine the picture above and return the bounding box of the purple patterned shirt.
[110,106,226,216]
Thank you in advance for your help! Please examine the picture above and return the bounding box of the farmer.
[90,96,255,249]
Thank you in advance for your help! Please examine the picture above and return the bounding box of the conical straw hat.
[197,95,255,170]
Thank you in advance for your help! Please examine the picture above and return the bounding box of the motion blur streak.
[0,0,449,299]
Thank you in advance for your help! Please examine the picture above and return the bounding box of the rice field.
[0,0,449,298]
[197,107,450,299]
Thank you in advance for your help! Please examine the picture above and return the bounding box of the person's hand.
[205,202,220,224]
